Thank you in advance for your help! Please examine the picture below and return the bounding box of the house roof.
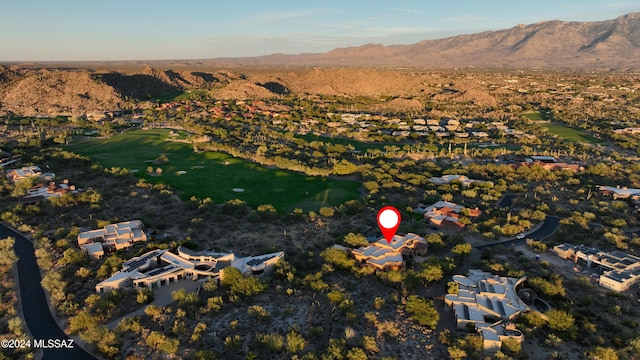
[80,242,104,255]
[446,269,528,323]
[598,185,640,197]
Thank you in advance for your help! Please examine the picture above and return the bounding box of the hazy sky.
[1,0,637,61]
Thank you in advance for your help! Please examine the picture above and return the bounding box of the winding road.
[1,223,97,360]
[475,215,562,250]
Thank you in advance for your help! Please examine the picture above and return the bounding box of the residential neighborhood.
[1,26,640,359]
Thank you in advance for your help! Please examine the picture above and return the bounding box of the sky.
[0,0,637,61]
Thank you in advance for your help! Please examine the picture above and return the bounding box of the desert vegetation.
[0,67,638,359]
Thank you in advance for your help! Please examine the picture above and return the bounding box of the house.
[553,243,640,292]
[429,174,492,188]
[95,246,284,293]
[598,185,640,200]
[20,180,76,203]
[341,114,357,123]
[6,166,43,183]
[351,233,427,271]
[420,201,482,229]
[444,269,527,352]
[513,161,583,172]
[526,156,557,163]
[613,127,640,135]
[78,220,147,254]
[82,243,105,260]
[472,131,490,138]
[538,162,583,172]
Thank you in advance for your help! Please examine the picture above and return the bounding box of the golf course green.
[67,129,361,211]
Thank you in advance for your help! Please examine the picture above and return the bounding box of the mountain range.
[1,13,639,116]
[223,12,640,70]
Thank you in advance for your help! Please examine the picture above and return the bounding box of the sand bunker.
[176,171,187,175]
[232,188,245,192]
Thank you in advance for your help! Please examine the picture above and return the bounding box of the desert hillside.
[0,66,502,116]
[2,13,640,116]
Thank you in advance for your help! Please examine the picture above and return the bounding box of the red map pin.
[377,206,401,244]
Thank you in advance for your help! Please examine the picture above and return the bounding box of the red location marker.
[377,206,401,244]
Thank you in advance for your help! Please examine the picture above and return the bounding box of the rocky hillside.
[0,65,506,116]
[0,66,224,116]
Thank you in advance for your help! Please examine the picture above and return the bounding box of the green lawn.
[543,123,603,143]
[522,111,549,121]
[67,129,361,211]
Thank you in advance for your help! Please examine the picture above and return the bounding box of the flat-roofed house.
[78,220,147,255]
[598,185,640,200]
[553,243,640,292]
[444,269,527,352]
[80,243,105,260]
[351,233,427,271]
[95,246,284,293]
[422,200,482,229]
[6,166,43,183]
[21,180,76,203]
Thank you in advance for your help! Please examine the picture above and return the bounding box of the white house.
[78,220,147,254]
[95,246,284,293]
[553,243,640,292]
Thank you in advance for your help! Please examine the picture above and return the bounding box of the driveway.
[106,278,202,329]
[1,223,97,360]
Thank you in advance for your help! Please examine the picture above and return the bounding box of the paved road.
[475,215,562,250]
[1,223,97,360]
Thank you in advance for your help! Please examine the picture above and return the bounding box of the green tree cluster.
[0,237,18,265]
[221,267,266,299]
[405,295,439,329]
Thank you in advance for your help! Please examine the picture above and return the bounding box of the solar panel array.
[124,251,161,271]
[146,265,176,277]
[246,255,277,267]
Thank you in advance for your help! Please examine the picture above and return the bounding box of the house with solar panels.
[95,246,284,293]
[553,243,640,292]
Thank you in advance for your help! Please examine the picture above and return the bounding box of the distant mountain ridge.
[1,13,639,116]
[225,12,640,70]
